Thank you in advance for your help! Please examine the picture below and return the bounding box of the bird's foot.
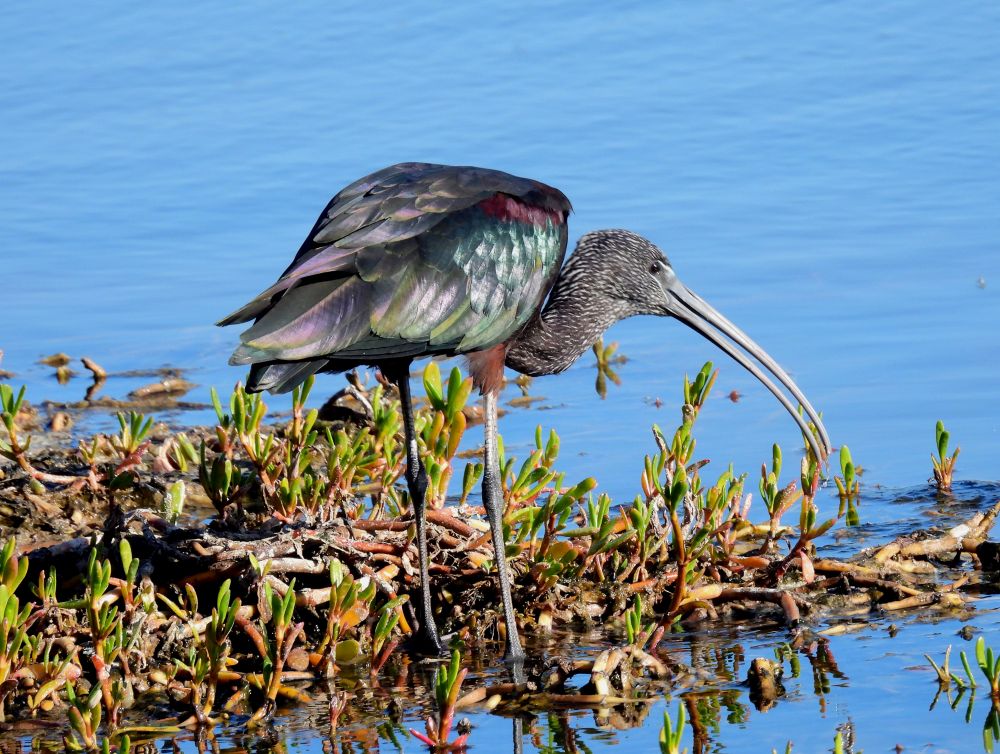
[503,646,526,664]
[503,651,527,685]
[408,626,447,657]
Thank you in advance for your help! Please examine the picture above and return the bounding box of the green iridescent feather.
[218,163,570,392]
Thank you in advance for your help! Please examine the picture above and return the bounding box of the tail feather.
[246,360,327,394]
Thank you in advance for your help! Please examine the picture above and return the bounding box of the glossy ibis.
[219,162,831,662]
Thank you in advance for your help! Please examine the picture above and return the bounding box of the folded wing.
[218,163,571,391]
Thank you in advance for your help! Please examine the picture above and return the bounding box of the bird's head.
[570,229,680,318]
[563,229,831,460]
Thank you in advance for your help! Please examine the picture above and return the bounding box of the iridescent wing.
[219,163,571,391]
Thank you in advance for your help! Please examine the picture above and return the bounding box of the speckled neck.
[505,267,627,377]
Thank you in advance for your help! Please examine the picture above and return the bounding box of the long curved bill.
[665,279,832,462]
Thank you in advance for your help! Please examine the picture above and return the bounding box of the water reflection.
[928,646,1000,754]
[3,626,899,754]
[6,601,999,754]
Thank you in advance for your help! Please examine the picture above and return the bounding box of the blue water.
[244,609,1000,754]
[3,2,1000,751]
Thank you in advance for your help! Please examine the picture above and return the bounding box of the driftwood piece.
[872,500,1000,563]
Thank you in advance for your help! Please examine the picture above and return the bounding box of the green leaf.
[119,539,133,575]
[937,426,950,460]
[329,559,345,588]
[380,596,408,613]
[163,480,186,524]
[334,638,361,663]
[839,444,852,474]
[977,636,988,672]
[669,477,688,512]
[422,362,444,409]
[596,529,635,555]
[444,368,471,420]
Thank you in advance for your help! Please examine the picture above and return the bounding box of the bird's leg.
[393,366,444,655]
[482,388,526,666]
[513,716,525,754]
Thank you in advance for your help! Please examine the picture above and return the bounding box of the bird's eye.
[648,261,661,275]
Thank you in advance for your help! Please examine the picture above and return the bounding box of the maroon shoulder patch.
[478,193,565,228]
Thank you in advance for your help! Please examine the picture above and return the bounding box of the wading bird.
[219,162,831,662]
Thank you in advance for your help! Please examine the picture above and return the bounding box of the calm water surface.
[2,2,999,751]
